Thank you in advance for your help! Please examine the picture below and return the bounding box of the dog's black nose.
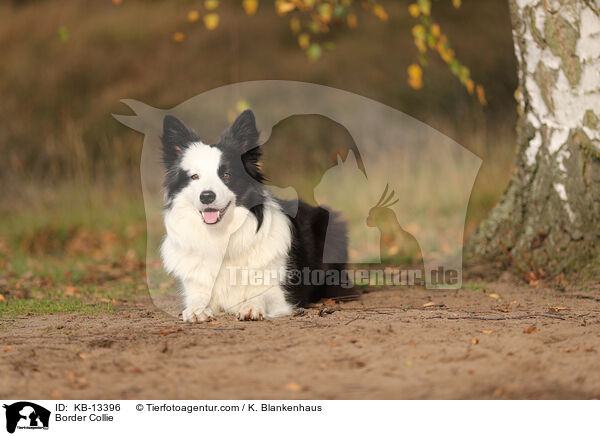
[200,190,216,204]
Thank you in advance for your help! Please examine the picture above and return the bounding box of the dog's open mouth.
[200,202,231,225]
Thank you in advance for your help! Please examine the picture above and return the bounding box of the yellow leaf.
[422,301,434,307]
[276,1,295,16]
[172,32,185,43]
[407,63,423,90]
[243,0,258,16]
[489,293,500,299]
[452,0,462,8]
[476,85,487,105]
[373,5,388,21]
[480,330,493,334]
[298,33,310,49]
[466,78,474,94]
[431,23,440,37]
[408,4,420,18]
[187,10,200,23]
[412,24,425,39]
[471,337,479,345]
[319,4,333,23]
[204,0,219,11]
[203,13,220,30]
[347,13,357,29]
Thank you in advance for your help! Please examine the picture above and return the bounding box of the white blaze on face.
[178,142,235,220]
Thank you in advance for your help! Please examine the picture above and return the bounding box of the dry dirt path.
[1,282,600,399]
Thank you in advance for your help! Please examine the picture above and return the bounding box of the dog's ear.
[161,115,198,168]
[225,110,264,182]
[229,109,259,153]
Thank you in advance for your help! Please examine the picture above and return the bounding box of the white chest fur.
[161,197,294,321]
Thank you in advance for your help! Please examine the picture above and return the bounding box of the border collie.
[160,110,351,322]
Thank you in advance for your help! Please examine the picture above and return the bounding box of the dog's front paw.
[182,306,214,323]
[236,302,265,321]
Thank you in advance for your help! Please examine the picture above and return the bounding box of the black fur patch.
[279,200,355,306]
[214,110,266,230]
[161,115,202,205]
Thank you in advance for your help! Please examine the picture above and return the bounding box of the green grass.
[0,299,115,317]
[462,282,487,291]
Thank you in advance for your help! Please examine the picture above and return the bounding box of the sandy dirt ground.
[1,280,600,400]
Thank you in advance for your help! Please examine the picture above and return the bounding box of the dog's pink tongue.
[203,210,219,224]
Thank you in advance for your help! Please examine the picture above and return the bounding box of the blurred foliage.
[160,0,485,102]
[0,0,516,213]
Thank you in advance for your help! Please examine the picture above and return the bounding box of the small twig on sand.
[345,316,362,325]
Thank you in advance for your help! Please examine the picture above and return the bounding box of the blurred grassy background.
[0,0,517,312]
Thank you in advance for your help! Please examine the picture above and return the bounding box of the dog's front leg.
[181,277,215,323]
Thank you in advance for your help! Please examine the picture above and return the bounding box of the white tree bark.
[468,0,600,278]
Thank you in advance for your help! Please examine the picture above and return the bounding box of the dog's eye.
[191,174,199,180]
[222,172,231,182]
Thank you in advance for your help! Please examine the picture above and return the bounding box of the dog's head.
[161,110,265,227]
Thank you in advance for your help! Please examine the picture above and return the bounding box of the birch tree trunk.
[467,0,600,280]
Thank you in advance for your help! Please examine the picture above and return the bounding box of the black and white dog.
[160,110,351,322]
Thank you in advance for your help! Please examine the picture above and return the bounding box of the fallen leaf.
[493,306,512,313]
[285,382,303,392]
[471,337,479,345]
[0,294,5,302]
[480,330,493,334]
[549,307,568,312]
[422,302,435,307]
[489,293,500,299]
[4,346,13,352]
[64,286,78,296]
[523,325,537,334]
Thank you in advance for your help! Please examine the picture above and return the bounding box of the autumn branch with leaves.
[109,0,485,104]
